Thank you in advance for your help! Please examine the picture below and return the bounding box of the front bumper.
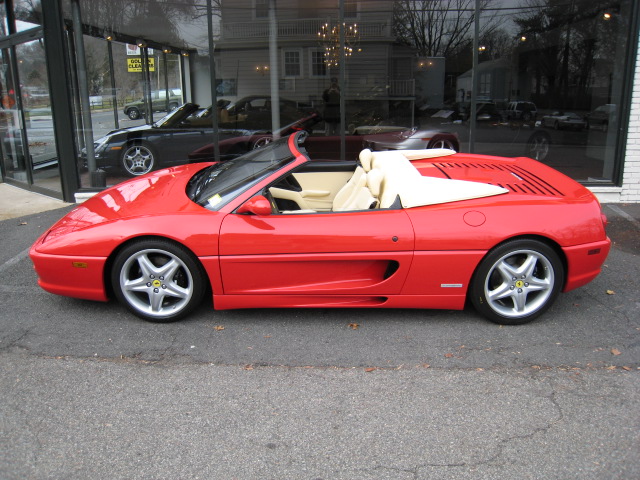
[30,238,109,302]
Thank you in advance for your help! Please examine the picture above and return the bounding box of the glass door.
[0,45,29,183]
[0,33,62,197]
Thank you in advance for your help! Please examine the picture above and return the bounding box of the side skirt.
[212,294,467,311]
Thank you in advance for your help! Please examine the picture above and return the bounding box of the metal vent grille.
[435,162,565,197]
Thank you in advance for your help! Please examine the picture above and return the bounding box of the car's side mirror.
[237,195,272,216]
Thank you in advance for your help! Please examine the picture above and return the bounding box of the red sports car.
[30,132,610,325]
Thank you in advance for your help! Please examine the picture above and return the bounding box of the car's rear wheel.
[253,136,272,149]
[428,137,458,151]
[127,108,141,120]
[111,239,206,322]
[121,142,156,176]
[526,131,550,161]
[470,239,564,325]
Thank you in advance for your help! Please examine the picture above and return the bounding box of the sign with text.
[127,57,155,73]
[126,44,141,55]
[126,44,154,55]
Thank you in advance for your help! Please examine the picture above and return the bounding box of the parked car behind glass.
[123,88,182,120]
[505,101,537,121]
[586,104,616,132]
[541,112,587,131]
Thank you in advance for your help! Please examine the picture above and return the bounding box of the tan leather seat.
[335,168,384,211]
[332,168,367,211]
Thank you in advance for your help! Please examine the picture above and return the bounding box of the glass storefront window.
[55,0,636,191]
[468,0,633,183]
[1,25,62,196]
[15,38,62,193]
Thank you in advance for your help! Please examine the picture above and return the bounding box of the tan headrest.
[359,149,373,171]
[366,168,384,197]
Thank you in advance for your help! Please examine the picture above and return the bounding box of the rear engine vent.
[435,162,565,197]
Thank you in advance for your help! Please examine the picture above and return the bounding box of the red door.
[218,209,415,295]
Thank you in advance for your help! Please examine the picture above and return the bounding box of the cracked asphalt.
[0,204,638,479]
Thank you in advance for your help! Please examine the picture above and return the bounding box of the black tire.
[111,239,207,322]
[168,102,179,111]
[121,142,156,176]
[127,108,141,120]
[469,239,564,325]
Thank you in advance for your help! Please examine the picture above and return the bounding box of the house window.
[310,49,327,77]
[283,49,302,78]
[344,0,359,18]
[480,73,491,98]
[254,0,268,19]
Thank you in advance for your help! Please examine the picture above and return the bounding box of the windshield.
[188,135,297,210]
[153,103,198,128]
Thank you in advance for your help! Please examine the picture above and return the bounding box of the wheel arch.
[466,234,569,324]
[103,234,212,300]
[469,234,568,293]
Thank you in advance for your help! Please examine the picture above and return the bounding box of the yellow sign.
[127,57,155,73]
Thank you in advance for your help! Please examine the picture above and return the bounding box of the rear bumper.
[562,238,611,292]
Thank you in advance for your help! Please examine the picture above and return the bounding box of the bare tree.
[513,0,617,109]
[393,0,498,58]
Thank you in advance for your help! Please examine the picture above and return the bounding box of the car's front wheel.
[470,239,564,325]
[111,239,207,322]
[121,142,156,176]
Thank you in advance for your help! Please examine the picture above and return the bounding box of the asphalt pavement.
[0,194,638,479]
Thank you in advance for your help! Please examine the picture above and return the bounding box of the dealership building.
[1,0,639,203]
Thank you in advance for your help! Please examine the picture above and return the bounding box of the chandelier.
[317,22,361,67]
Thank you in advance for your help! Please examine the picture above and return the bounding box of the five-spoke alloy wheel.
[526,131,551,161]
[428,137,458,151]
[111,240,206,322]
[470,239,564,325]
[121,143,156,176]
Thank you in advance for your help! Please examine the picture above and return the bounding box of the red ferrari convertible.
[30,132,610,325]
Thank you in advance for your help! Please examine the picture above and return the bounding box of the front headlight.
[93,136,110,152]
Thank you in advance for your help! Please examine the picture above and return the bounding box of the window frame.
[253,0,269,19]
[308,48,328,79]
[282,48,303,79]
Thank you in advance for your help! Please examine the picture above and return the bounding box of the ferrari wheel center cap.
[515,280,525,288]
[152,280,162,288]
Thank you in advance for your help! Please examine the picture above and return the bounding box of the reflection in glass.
[13,0,42,32]
[467,0,632,182]
[0,47,28,183]
[15,40,62,193]
[0,39,61,194]
[53,0,635,192]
